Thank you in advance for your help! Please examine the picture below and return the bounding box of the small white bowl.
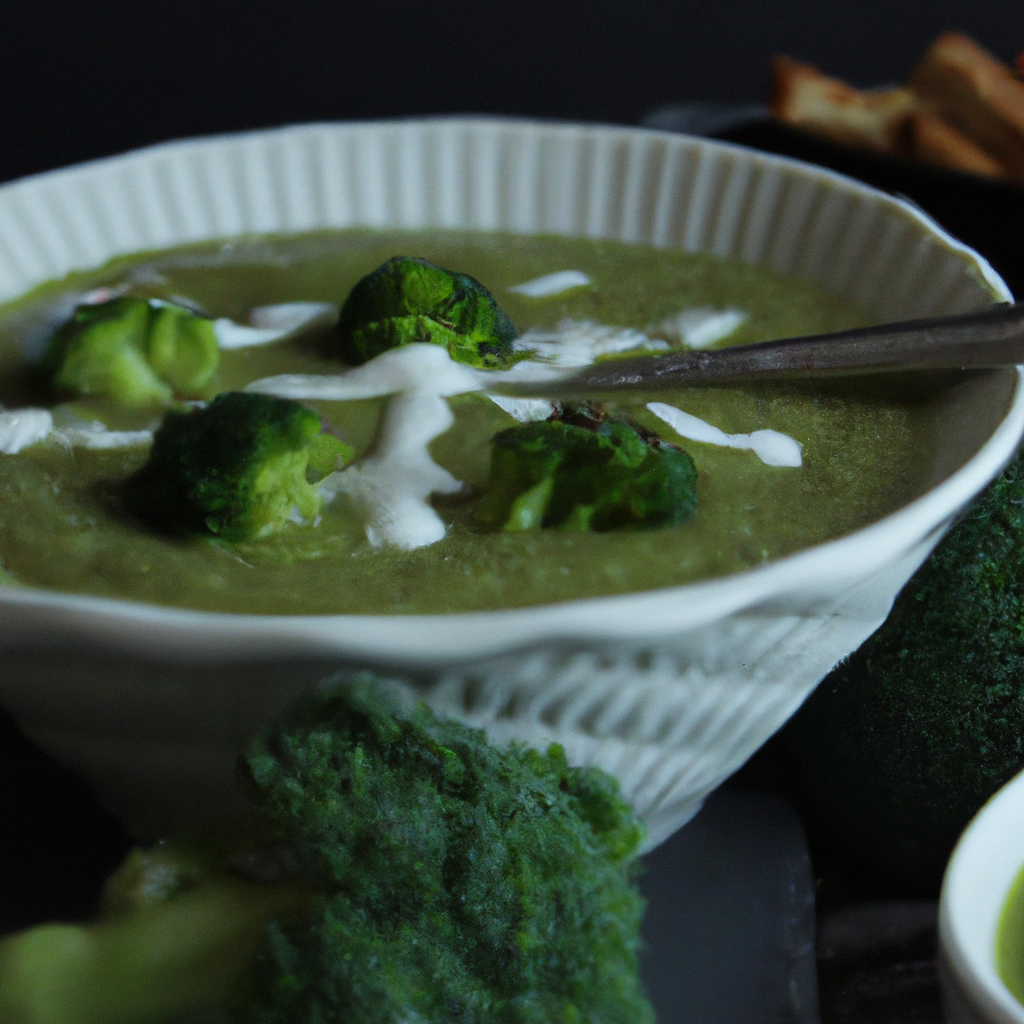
[0,118,1020,845]
[941,768,1024,1024]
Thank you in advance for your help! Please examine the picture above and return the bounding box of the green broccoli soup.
[0,229,962,614]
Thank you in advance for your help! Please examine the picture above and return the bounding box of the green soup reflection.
[0,229,967,615]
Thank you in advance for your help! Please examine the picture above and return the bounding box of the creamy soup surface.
[0,229,958,614]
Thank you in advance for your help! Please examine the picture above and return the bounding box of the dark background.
[0,0,1020,186]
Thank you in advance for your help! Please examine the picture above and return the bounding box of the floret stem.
[0,878,308,1024]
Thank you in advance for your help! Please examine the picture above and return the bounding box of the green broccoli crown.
[123,391,353,543]
[476,406,698,532]
[238,676,652,1024]
[43,296,220,407]
[336,256,519,369]
[782,449,1024,893]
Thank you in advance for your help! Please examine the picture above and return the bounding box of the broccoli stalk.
[0,835,309,1024]
[123,391,354,543]
[43,297,220,407]
[336,257,519,369]
[781,449,1024,893]
[476,406,699,532]
[0,680,653,1024]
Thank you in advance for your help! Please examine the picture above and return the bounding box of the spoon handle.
[500,301,1024,396]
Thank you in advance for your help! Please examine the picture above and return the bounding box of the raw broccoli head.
[238,676,652,1024]
[476,405,698,532]
[780,449,1024,894]
[122,391,353,543]
[335,256,519,369]
[42,296,220,407]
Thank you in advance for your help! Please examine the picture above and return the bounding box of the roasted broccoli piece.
[336,256,518,369]
[781,449,1024,893]
[42,296,220,407]
[123,391,353,542]
[0,679,653,1024]
[476,406,698,532]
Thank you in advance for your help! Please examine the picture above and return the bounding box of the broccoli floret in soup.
[42,296,220,407]
[476,406,699,532]
[123,391,353,543]
[335,256,519,369]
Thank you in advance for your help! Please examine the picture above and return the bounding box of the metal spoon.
[494,301,1024,397]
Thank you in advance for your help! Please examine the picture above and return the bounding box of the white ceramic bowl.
[941,768,1024,1024]
[0,118,1020,846]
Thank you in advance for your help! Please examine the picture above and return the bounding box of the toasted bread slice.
[909,109,1007,179]
[910,32,1024,182]
[771,55,919,154]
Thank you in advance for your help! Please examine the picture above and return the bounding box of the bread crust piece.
[910,32,1024,183]
[909,109,1007,179]
[771,55,920,155]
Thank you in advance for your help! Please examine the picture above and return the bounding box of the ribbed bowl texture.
[0,118,1020,847]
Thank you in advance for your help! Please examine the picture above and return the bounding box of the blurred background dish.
[645,28,1024,299]
[940,767,1024,1024]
